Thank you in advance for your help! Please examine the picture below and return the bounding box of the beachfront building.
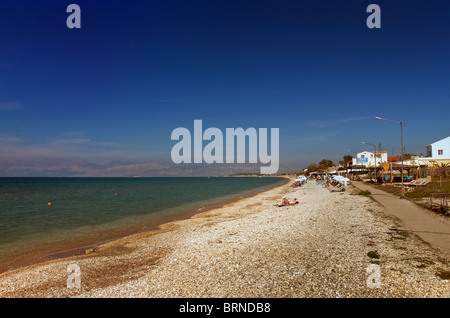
[351,150,388,167]
[424,136,450,166]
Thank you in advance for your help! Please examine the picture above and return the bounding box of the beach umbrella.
[339,177,350,186]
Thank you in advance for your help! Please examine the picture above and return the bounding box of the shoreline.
[1,177,449,298]
[0,176,289,274]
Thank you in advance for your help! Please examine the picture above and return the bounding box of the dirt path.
[352,181,450,257]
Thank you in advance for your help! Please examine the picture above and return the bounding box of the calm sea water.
[0,177,284,271]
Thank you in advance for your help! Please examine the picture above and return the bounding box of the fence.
[430,167,450,178]
[429,193,449,214]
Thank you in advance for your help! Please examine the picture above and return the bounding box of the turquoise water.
[0,177,284,271]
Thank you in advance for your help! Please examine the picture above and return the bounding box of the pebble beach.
[0,177,449,298]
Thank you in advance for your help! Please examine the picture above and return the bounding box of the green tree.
[403,153,417,160]
[304,163,318,175]
[342,155,353,166]
[318,159,334,170]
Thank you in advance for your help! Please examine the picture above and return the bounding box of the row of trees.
[304,159,333,175]
[304,155,354,175]
[304,159,334,175]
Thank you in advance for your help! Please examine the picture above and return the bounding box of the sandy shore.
[0,177,449,298]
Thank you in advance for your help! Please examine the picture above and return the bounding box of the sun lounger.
[416,180,430,187]
[328,183,346,192]
[408,179,431,187]
[399,180,416,188]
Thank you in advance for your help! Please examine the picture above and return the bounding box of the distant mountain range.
[0,157,273,177]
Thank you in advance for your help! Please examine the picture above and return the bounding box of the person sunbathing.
[289,198,298,205]
[274,197,290,207]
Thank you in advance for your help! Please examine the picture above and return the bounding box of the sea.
[0,176,285,272]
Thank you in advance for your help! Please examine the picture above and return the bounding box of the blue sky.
[0,0,449,176]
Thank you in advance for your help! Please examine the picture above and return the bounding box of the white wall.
[430,136,450,159]
[352,151,388,167]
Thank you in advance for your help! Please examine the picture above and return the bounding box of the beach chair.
[329,186,346,192]
[328,183,346,192]
[410,180,421,186]
[402,179,417,188]
[408,179,429,187]
[417,180,431,187]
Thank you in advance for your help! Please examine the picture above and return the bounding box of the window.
[438,149,443,156]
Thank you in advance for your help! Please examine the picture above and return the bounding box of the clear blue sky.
[1,0,449,175]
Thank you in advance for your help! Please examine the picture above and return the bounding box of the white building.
[352,151,388,167]
[425,136,450,165]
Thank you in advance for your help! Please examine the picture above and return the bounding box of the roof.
[389,160,431,168]
[348,165,367,169]
[358,150,388,155]
[427,136,450,146]
[388,156,401,162]
[402,160,432,166]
